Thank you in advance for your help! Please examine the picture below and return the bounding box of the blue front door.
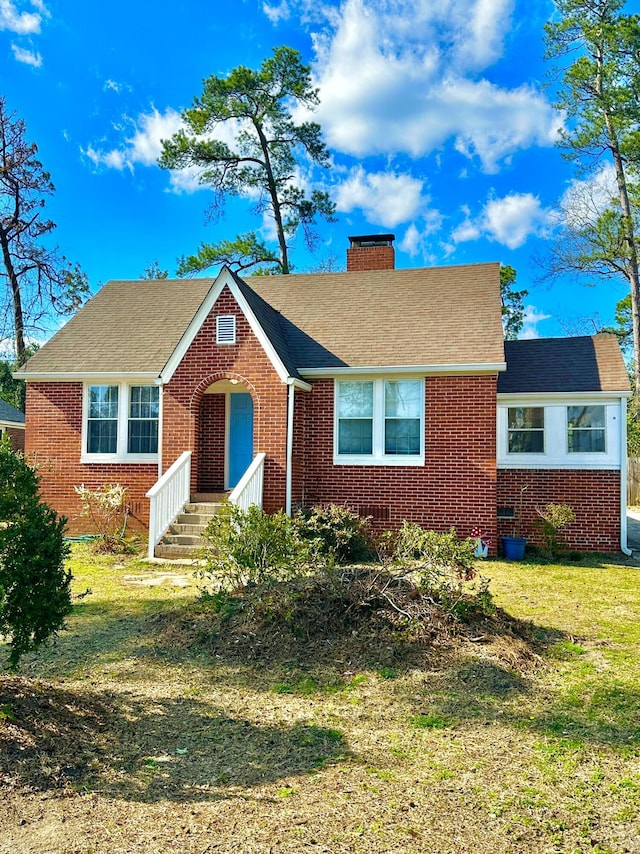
[228,392,254,488]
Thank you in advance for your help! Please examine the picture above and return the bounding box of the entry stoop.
[153,492,229,560]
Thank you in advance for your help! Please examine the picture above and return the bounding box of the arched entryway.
[197,379,254,492]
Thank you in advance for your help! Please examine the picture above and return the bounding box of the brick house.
[16,235,631,555]
[0,398,25,453]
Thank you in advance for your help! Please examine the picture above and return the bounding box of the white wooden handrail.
[146,451,191,559]
[229,452,265,512]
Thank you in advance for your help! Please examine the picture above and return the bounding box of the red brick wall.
[346,245,395,271]
[197,393,225,491]
[497,468,621,552]
[24,382,156,534]
[299,375,498,547]
[3,425,25,453]
[162,285,289,513]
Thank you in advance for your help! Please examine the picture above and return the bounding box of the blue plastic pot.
[501,536,526,560]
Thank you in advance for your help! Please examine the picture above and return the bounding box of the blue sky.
[2,0,639,344]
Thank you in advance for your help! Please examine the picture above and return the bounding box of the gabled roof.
[248,263,504,369]
[18,278,215,376]
[0,398,25,425]
[498,334,630,394]
[17,261,505,380]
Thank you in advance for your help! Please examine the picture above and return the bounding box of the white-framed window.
[498,399,620,470]
[507,406,544,454]
[128,385,160,454]
[216,315,236,344]
[83,383,159,461]
[335,378,424,465]
[567,405,606,453]
[87,385,119,454]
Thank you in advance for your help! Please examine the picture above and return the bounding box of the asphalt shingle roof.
[20,278,215,375]
[498,334,630,394]
[247,263,504,368]
[19,262,505,377]
[0,399,25,424]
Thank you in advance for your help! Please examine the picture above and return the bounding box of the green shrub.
[535,503,575,558]
[392,523,492,620]
[199,503,313,591]
[294,504,372,564]
[0,440,71,669]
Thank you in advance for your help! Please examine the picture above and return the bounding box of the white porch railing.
[146,451,192,559]
[229,452,266,512]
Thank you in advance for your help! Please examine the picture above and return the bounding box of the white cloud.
[82,107,185,172]
[398,212,444,258]
[520,304,551,339]
[399,223,421,256]
[452,192,555,249]
[263,0,290,22]
[306,0,560,172]
[334,166,428,227]
[82,107,247,194]
[103,79,131,94]
[482,193,554,249]
[456,0,515,70]
[11,42,40,65]
[0,0,42,34]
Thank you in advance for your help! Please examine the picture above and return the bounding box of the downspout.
[285,380,295,517]
[155,377,164,480]
[620,395,632,555]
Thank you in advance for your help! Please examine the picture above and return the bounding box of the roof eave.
[299,362,507,378]
[498,390,632,400]
[13,370,161,382]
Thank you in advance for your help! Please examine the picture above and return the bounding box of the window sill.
[333,455,424,467]
[81,454,159,465]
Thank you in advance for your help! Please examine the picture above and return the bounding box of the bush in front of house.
[199,503,314,591]
[0,439,71,669]
[73,482,133,552]
[294,503,373,564]
[391,523,492,620]
[198,505,493,631]
[535,503,576,559]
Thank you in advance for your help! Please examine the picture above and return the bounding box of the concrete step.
[176,512,217,526]
[154,543,201,560]
[154,499,227,559]
[184,502,226,515]
[170,522,208,536]
[163,533,204,546]
[192,491,229,502]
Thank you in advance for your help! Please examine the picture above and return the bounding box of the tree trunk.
[0,224,25,364]
[254,121,290,274]
[596,43,640,390]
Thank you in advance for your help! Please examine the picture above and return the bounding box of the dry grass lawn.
[1,545,640,853]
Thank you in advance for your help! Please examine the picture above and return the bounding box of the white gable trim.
[159,267,291,385]
[0,419,25,430]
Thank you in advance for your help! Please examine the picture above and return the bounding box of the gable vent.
[216,315,236,344]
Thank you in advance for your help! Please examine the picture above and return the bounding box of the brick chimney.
[347,234,395,272]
